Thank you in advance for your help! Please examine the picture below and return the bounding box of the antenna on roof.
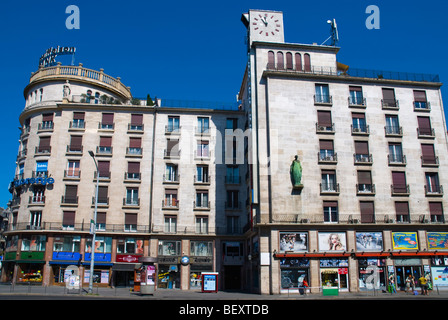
[320,19,339,46]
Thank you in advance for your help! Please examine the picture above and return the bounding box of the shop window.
[85,236,112,253]
[21,235,46,251]
[158,240,181,256]
[190,241,213,256]
[53,236,81,252]
[117,238,143,254]
[29,211,42,229]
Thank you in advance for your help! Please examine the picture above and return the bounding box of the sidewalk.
[0,283,447,300]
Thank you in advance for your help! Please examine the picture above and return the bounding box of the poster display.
[431,267,448,286]
[318,232,346,251]
[355,232,383,251]
[201,272,218,293]
[392,232,418,250]
[279,232,308,252]
[427,232,448,250]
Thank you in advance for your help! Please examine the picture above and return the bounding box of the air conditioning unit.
[353,128,361,132]
[301,218,310,223]
[318,126,326,131]
[419,215,429,223]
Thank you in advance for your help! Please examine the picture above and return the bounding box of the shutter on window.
[131,114,143,125]
[102,113,114,125]
[304,54,311,72]
[358,171,372,184]
[125,213,137,225]
[355,141,369,154]
[413,90,427,102]
[62,211,75,225]
[70,136,82,151]
[73,112,85,120]
[128,162,140,173]
[42,113,53,122]
[429,202,443,216]
[360,201,374,223]
[317,111,332,126]
[319,140,334,150]
[395,202,409,216]
[129,137,141,148]
[417,117,432,135]
[96,212,107,224]
[286,52,293,70]
[100,136,112,147]
[295,53,302,71]
[421,144,436,163]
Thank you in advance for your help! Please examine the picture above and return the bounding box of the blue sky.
[0,0,447,207]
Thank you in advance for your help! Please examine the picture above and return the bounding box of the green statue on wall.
[290,155,303,188]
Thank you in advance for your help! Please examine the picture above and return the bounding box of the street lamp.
[88,150,99,294]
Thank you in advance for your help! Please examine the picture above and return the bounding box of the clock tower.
[241,10,285,47]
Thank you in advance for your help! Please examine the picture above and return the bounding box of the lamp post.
[88,150,99,294]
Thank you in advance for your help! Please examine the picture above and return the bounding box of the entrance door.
[395,266,421,291]
[224,266,241,290]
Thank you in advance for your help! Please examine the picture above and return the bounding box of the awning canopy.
[112,263,142,271]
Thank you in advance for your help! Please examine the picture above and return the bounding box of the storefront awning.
[274,252,350,258]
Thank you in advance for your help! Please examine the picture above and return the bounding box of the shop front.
[50,251,82,285]
[358,258,387,291]
[280,257,310,293]
[158,240,181,289]
[320,259,349,292]
[113,254,142,287]
[190,241,214,290]
[394,258,422,291]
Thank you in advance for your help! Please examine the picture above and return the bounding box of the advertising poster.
[392,232,418,250]
[279,232,308,252]
[356,232,383,251]
[431,267,448,286]
[202,272,218,292]
[427,232,448,250]
[318,232,346,251]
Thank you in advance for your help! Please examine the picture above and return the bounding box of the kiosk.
[201,272,219,293]
[138,257,157,295]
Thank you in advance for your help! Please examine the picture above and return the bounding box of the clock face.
[252,13,282,37]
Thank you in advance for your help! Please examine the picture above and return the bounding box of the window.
[165,164,178,182]
[421,144,438,165]
[295,53,302,71]
[101,113,114,129]
[319,140,335,162]
[196,165,209,183]
[86,236,112,253]
[321,170,337,192]
[277,51,284,69]
[97,160,110,179]
[360,201,375,223]
[97,186,109,205]
[197,117,210,134]
[86,90,92,103]
[41,113,54,130]
[195,190,209,208]
[66,160,80,178]
[357,171,373,193]
[382,88,397,108]
[425,172,441,194]
[385,115,401,135]
[98,136,112,154]
[226,166,240,184]
[117,238,143,254]
[429,202,444,223]
[349,86,364,105]
[167,116,180,133]
[226,216,240,234]
[226,190,239,209]
[72,112,85,128]
[392,172,408,194]
[267,51,275,69]
[158,240,181,256]
[37,136,51,153]
[68,135,82,152]
[304,53,311,72]
[354,141,371,163]
[165,138,180,157]
[417,116,433,137]
[164,189,178,207]
[195,216,209,234]
[191,241,213,256]
[127,162,141,180]
[125,188,139,205]
[53,236,80,252]
[30,211,42,229]
[352,113,367,133]
[395,202,409,223]
[31,186,45,204]
[317,111,333,132]
[124,213,137,232]
[96,212,106,231]
[35,161,48,177]
[323,201,338,223]
[128,137,142,155]
[413,90,428,109]
[388,143,404,164]
[130,114,143,131]
[63,185,78,204]
[62,211,75,229]
[315,84,330,103]
[226,118,238,130]
[286,52,293,70]
[197,140,209,158]
[22,235,46,251]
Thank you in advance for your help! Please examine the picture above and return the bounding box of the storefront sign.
[392,232,418,250]
[158,256,179,264]
[116,254,140,263]
[13,177,54,187]
[84,253,111,262]
[52,252,81,261]
[181,256,190,266]
[427,232,448,250]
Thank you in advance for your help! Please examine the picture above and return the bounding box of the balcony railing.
[270,214,444,224]
[354,154,373,165]
[391,184,410,196]
[316,123,335,134]
[318,152,337,164]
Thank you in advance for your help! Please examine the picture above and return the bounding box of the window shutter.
[357,171,372,184]
[421,144,436,163]
[395,202,409,216]
[100,136,112,147]
[417,117,432,135]
[429,202,443,216]
[352,113,365,119]
[413,90,427,102]
[277,52,284,69]
[131,114,143,125]
[304,53,311,72]
[317,111,332,126]
[102,113,114,125]
[70,136,82,150]
[354,141,369,154]
[62,211,76,225]
[96,212,107,224]
[382,88,395,101]
[268,51,275,68]
[286,52,293,70]
[319,140,334,150]
[129,137,141,148]
[125,213,138,225]
[128,162,140,173]
[360,201,374,223]
[98,186,108,202]
[73,112,85,120]
[98,161,110,177]
[42,113,54,122]
[295,53,302,71]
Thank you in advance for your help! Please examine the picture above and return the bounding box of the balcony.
[123,197,140,208]
[421,155,439,167]
[425,185,444,197]
[356,184,376,196]
[391,184,410,196]
[194,201,210,210]
[318,152,337,164]
[66,145,83,155]
[163,173,179,184]
[385,126,403,137]
[94,171,111,181]
[314,94,332,106]
[165,125,181,135]
[35,146,51,155]
[29,195,45,205]
[126,147,143,157]
[64,170,81,180]
[194,175,210,185]
[37,122,54,132]
[162,199,179,209]
[96,146,113,156]
[351,124,369,136]
[348,97,366,108]
[93,196,109,207]
[164,149,181,159]
[316,123,335,134]
[124,172,141,183]
[320,182,340,195]
[61,196,78,205]
[388,154,406,166]
[128,123,144,133]
[354,154,373,165]
[98,122,115,131]
[417,128,435,139]
[381,99,399,110]
[414,101,431,112]
[69,120,85,130]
